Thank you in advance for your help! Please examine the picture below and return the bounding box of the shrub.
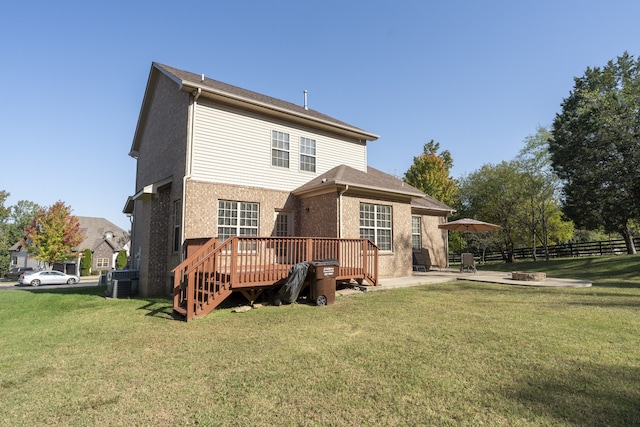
[80,249,92,276]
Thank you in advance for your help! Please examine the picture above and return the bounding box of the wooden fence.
[449,238,640,263]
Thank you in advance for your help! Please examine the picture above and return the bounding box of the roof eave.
[293,180,422,200]
[181,82,379,142]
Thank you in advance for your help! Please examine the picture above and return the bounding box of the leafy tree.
[80,248,92,276]
[457,161,532,262]
[516,127,574,260]
[0,194,41,274]
[116,250,127,270]
[0,191,11,274]
[404,140,458,206]
[550,52,640,254]
[23,201,86,267]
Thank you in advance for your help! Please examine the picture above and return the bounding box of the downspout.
[181,88,201,261]
[338,185,349,238]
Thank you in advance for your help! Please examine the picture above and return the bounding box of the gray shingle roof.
[153,62,378,140]
[75,217,128,252]
[293,165,453,213]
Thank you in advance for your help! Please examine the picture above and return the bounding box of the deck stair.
[173,237,378,321]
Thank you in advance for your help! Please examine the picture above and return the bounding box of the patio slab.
[366,269,591,291]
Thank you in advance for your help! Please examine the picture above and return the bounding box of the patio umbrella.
[438,218,501,233]
[438,218,500,251]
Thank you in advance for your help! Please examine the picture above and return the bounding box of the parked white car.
[18,270,80,287]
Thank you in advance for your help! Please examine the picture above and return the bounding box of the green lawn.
[1,255,638,426]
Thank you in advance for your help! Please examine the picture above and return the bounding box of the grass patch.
[0,256,639,426]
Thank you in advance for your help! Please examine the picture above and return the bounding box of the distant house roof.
[76,217,128,252]
[130,63,379,157]
[293,165,454,214]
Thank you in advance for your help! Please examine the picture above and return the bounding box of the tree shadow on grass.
[505,361,640,426]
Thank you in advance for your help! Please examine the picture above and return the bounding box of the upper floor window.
[218,200,259,242]
[271,131,290,168]
[412,216,421,250]
[299,137,316,172]
[359,203,392,251]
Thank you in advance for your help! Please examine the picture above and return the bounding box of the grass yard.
[0,255,638,426]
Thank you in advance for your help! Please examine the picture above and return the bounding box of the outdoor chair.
[460,253,477,273]
[412,252,427,272]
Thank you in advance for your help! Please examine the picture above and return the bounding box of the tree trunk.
[621,225,637,255]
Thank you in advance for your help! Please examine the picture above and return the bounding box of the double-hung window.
[412,216,422,250]
[299,137,316,172]
[218,200,259,242]
[271,131,290,168]
[360,203,392,251]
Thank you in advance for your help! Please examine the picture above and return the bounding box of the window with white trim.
[173,200,182,253]
[271,130,290,168]
[96,258,110,268]
[218,200,259,242]
[299,137,316,172]
[412,216,422,250]
[360,203,392,251]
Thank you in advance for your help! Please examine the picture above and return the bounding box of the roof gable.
[293,165,454,214]
[76,216,128,252]
[293,165,420,198]
[130,62,379,157]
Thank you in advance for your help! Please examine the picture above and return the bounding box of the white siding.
[190,100,367,191]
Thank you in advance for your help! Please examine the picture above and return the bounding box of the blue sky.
[2,0,639,230]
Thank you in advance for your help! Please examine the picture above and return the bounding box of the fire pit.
[512,271,546,281]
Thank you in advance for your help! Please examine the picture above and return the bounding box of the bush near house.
[116,250,127,270]
[80,249,92,276]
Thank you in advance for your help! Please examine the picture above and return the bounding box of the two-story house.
[124,62,453,300]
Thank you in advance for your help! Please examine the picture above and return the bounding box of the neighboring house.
[7,217,129,274]
[8,241,42,271]
[75,216,130,272]
[124,62,454,298]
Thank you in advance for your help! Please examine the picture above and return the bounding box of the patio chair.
[412,252,427,272]
[460,253,476,273]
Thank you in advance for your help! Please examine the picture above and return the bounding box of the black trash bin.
[309,259,338,306]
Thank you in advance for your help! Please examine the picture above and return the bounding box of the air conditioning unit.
[104,269,139,298]
[107,279,132,299]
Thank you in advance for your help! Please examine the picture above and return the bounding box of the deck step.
[173,306,187,317]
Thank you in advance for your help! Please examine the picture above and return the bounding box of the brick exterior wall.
[298,192,338,237]
[92,242,114,271]
[339,194,414,278]
[130,72,188,297]
[417,214,449,268]
[184,180,298,240]
[147,186,171,296]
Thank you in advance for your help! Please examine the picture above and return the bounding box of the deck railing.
[173,237,378,320]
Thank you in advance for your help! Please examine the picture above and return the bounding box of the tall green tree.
[550,52,640,254]
[23,201,86,267]
[516,127,574,260]
[404,140,458,206]
[457,161,531,262]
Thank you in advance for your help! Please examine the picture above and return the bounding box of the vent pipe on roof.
[201,74,205,82]
[303,90,308,110]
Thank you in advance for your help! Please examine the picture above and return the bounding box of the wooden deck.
[172,237,378,321]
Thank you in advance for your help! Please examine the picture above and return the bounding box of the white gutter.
[180,88,201,262]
